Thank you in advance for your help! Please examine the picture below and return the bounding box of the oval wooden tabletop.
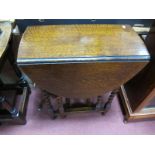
[18,24,149,64]
[17,24,150,98]
[0,22,12,58]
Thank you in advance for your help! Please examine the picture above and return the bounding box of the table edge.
[17,55,150,65]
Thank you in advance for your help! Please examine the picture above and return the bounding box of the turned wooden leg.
[38,90,58,119]
[38,90,57,111]
[37,90,48,111]
[102,89,118,115]
[46,96,57,120]
[96,96,104,111]
[86,98,91,106]
[65,98,70,108]
[56,96,66,118]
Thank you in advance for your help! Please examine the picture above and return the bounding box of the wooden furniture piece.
[0,21,30,125]
[119,22,155,122]
[17,24,150,117]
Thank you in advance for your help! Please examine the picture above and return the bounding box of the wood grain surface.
[18,24,149,61]
[0,22,11,58]
[17,24,150,98]
[20,62,148,98]
[119,85,155,122]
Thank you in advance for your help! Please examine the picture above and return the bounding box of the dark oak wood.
[119,85,155,122]
[118,21,155,122]
[122,61,155,112]
[0,87,30,125]
[37,89,115,118]
[0,22,30,125]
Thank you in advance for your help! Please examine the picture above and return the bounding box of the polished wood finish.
[119,85,155,122]
[17,24,149,98]
[0,23,22,86]
[118,22,155,122]
[0,87,30,125]
[20,62,147,98]
[120,23,155,111]
[0,22,30,125]
[18,24,149,61]
[0,22,11,58]
[122,61,155,112]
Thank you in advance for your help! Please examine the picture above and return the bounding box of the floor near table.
[0,88,155,135]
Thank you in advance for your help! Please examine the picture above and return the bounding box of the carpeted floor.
[0,88,155,135]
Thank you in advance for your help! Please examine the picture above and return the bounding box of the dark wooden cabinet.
[0,22,30,125]
[119,22,155,122]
